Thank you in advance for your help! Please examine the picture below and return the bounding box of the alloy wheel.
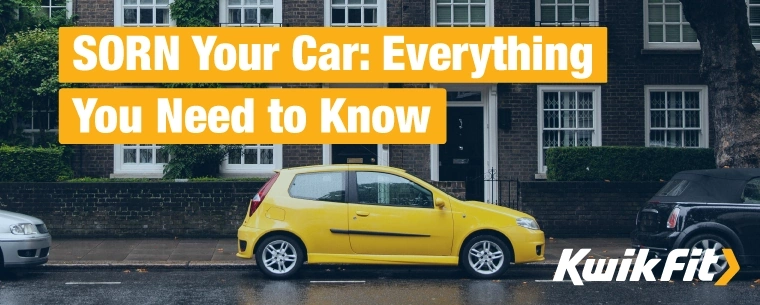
[262,240,298,275]
[691,238,728,275]
[467,240,505,275]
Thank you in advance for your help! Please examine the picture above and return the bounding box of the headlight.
[9,223,38,235]
[516,218,540,230]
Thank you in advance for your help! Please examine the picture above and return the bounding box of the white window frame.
[430,0,494,27]
[644,85,709,148]
[114,0,176,27]
[324,0,387,27]
[219,0,283,26]
[750,0,760,47]
[220,144,284,177]
[21,98,58,133]
[536,85,602,175]
[534,0,599,26]
[644,0,760,50]
[112,144,170,178]
[40,0,73,18]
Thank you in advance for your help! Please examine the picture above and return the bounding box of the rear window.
[656,179,690,197]
[288,172,346,203]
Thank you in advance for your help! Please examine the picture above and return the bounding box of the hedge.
[0,145,73,182]
[545,146,716,182]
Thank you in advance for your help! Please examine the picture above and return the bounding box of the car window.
[355,171,433,208]
[742,178,760,204]
[656,179,690,197]
[288,172,346,203]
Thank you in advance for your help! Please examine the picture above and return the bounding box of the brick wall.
[69,145,114,178]
[0,182,264,237]
[74,0,114,26]
[519,181,665,237]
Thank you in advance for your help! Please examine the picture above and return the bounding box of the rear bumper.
[0,234,52,268]
[236,225,264,259]
[630,229,681,257]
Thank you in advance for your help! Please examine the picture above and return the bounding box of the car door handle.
[355,211,370,217]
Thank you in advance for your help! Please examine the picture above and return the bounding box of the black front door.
[332,144,378,164]
[439,107,484,201]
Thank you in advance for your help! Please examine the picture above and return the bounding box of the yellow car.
[237,164,545,279]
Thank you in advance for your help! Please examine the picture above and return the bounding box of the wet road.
[1,267,759,305]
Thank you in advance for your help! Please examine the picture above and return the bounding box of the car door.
[736,177,760,259]
[344,170,454,256]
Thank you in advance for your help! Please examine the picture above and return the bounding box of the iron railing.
[466,167,520,210]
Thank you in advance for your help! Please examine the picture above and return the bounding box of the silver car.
[0,210,52,269]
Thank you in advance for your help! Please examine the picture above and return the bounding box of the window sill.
[110,172,164,179]
[534,173,547,180]
[640,49,702,55]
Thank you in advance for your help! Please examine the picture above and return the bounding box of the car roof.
[675,168,760,181]
[278,164,408,175]
[652,168,760,203]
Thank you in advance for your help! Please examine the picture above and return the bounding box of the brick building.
[37,0,760,203]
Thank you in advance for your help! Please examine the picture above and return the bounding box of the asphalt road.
[1,267,759,305]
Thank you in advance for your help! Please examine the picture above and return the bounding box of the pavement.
[38,237,631,270]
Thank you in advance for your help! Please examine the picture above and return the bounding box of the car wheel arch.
[675,222,745,256]
[253,230,308,262]
[459,229,515,263]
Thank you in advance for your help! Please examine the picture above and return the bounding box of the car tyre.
[682,234,732,280]
[255,235,305,280]
[460,235,511,279]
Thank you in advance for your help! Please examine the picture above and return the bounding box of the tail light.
[249,173,280,217]
[666,207,680,229]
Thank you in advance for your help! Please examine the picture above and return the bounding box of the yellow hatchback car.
[237,164,545,279]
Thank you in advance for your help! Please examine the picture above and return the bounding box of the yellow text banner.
[58,88,446,144]
[59,27,607,83]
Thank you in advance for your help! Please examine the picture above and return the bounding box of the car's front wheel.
[683,234,731,279]
[460,235,511,279]
[255,235,304,280]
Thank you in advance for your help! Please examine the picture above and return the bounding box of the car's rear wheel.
[255,235,304,280]
[683,234,731,279]
[460,235,511,279]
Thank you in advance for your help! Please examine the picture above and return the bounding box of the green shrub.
[0,145,73,182]
[545,146,716,182]
[161,145,242,179]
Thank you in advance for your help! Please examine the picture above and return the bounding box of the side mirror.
[435,198,446,208]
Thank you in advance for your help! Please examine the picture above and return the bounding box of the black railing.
[466,167,520,210]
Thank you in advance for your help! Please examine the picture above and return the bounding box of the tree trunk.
[680,0,760,168]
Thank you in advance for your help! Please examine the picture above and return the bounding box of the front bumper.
[504,226,545,264]
[630,229,682,257]
[0,234,52,268]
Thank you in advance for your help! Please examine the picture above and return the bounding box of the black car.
[631,168,760,276]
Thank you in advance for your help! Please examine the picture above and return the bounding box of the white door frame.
[321,83,390,166]
[429,84,499,203]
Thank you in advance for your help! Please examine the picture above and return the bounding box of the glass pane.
[650,110,665,128]
[560,92,575,109]
[543,130,559,148]
[244,148,258,164]
[544,110,558,128]
[541,6,555,23]
[578,111,593,128]
[541,0,555,3]
[348,8,361,23]
[289,172,345,202]
[157,149,169,163]
[124,149,137,163]
[139,8,153,24]
[453,0,468,3]
[52,0,67,6]
[752,26,760,44]
[228,149,242,164]
[576,0,589,3]
[665,25,681,42]
[261,0,274,4]
[471,0,486,3]
[124,0,138,5]
[51,7,66,17]
[260,9,274,24]
[436,6,451,23]
[156,0,170,4]
[543,92,559,109]
[685,110,700,128]
[649,25,664,42]
[750,7,760,23]
[140,0,152,4]
[156,8,169,24]
[648,5,663,22]
[364,8,377,23]
[437,0,452,3]
[229,0,242,5]
[667,91,683,108]
[684,92,700,108]
[649,130,665,146]
[229,9,241,23]
[140,149,153,163]
[124,9,137,24]
[578,92,593,109]
[243,0,256,4]
[667,110,683,128]
[557,6,573,22]
[356,172,433,207]
[471,7,486,23]
[650,92,665,108]
[575,6,589,21]
[558,0,572,3]
[664,5,681,22]
[577,131,592,146]
[260,149,274,164]
[332,0,344,4]
[561,111,576,128]
[453,6,468,23]
[244,8,257,23]
[332,8,345,23]
[667,130,682,147]
[559,130,576,147]
[365,0,377,4]
[682,25,697,42]
[348,0,361,4]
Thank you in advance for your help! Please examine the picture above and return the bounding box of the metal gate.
[466,167,520,210]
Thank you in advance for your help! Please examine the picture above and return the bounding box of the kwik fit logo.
[553,248,740,286]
